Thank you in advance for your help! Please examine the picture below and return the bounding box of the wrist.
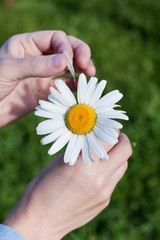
[3,186,62,240]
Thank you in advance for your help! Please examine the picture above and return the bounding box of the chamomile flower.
[35,73,128,166]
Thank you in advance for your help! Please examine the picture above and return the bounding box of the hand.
[0,30,96,127]
[3,133,132,240]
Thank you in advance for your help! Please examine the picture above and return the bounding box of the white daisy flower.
[35,72,128,166]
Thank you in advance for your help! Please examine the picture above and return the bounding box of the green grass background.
[0,0,160,239]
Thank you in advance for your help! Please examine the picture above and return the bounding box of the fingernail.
[119,133,130,142]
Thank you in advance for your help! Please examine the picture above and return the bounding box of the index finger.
[68,35,96,76]
[107,133,132,175]
[89,133,132,176]
[0,30,73,58]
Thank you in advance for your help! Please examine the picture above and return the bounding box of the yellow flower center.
[66,104,97,135]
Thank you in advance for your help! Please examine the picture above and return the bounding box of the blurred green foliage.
[0,0,160,239]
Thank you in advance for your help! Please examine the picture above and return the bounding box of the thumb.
[0,54,68,80]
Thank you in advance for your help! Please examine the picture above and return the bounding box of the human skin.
[0,30,95,127]
[0,31,132,239]
[3,133,132,240]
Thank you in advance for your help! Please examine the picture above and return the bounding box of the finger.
[0,54,68,80]
[68,35,91,68]
[0,31,55,58]
[84,59,96,76]
[68,35,96,76]
[51,31,73,58]
[75,59,96,77]
[107,133,132,175]
[32,30,73,56]
[0,31,73,58]
[94,162,128,210]
[109,161,128,193]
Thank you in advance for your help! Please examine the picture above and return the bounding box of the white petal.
[98,111,129,120]
[38,100,67,114]
[89,80,107,107]
[69,135,84,166]
[82,136,90,165]
[94,104,120,114]
[48,94,68,108]
[77,73,87,104]
[35,109,65,119]
[64,134,78,163]
[48,131,72,155]
[84,76,98,105]
[114,104,121,108]
[63,50,75,77]
[88,145,95,162]
[94,125,118,146]
[35,109,61,119]
[40,127,68,145]
[36,119,65,135]
[86,131,109,160]
[97,118,123,129]
[37,119,64,128]
[94,90,123,109]
[64,134,94,165]
[49,87,72,107]
[55,80,77,106]
[35,106,41,111]
[96,122,119,138]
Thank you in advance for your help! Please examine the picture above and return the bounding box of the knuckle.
[67,35,73,40]
[7,35,17,45]
[120,162,128,179]
[4,34,24,58]
[29,57,39,73]
[55,54,66,70]
[94,176,104,190]
[99,190,111,206]
[121,136,132,157]
[55,30,67,38]
[53,31,71,54]
[106,198,111,206]
[105,198,111,207]
[84,43,91,55]
[124,161,128,171]
[125,141,132,157]
[78,42,91,57]
[5,38,15,56]
[6,35,18,51]
[67,35,91,56]
[80,170,104,192]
